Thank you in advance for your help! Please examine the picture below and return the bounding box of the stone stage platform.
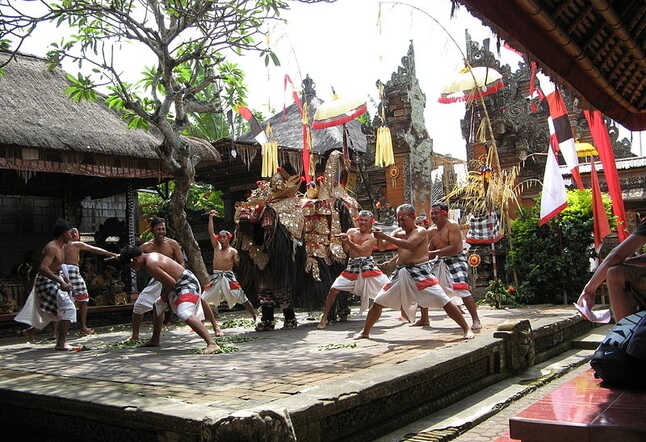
[0,304,598,441]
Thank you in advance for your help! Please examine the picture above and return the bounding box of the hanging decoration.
[389,165,399,189]
[468,253,481,267]
[375,127,395,167]
[260,123,279,178]
[261,141,279,177]
[284,74,312,183]
[374,81,394,167]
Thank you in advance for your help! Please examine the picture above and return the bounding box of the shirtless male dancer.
[201,210,256,324]
[317,210,388,329]
[63,228,117,334]
[118,245,220,354]
[354,204,474,340]
[414,202,481,331]
[19,219,77,349]
[127,217,220,341]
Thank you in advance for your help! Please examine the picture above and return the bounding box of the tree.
[0,0,293,283]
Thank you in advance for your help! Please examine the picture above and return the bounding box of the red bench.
[498,368,646,441]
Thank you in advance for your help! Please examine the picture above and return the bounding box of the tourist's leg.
[607,265,633,321]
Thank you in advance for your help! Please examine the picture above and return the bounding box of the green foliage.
[4,0,288,134]
[507,189,613,305]
[483,279,524,309]
[138,181,224,240]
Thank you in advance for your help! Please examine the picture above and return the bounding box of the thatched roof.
[237,97,367,155]
[197,94,368,192]
[0,51,219,184]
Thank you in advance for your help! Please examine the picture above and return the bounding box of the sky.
[234,0,524,160]
[13,0,645,159]
[231,0,644,159]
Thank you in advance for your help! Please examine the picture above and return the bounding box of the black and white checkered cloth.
[466,212,504,244]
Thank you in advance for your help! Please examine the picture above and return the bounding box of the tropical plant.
[507,189,614,305]
[139,181,224,240]
[483,279,524,309]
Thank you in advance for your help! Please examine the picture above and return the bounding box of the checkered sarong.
[333,257,389,314]
[172,270,201,300]
[63,264,89,301]
[387,262,437,289]
[154,270,201,321]
[202,270,249,309]
[35,273,63,315]
[375,261,450,320]
[430,252,470,290]
[340,257,383,280]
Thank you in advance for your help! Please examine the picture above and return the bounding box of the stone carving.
[494,319,536,373]
[201,408,296,442]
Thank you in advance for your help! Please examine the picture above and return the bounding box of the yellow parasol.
[575,142,598,158]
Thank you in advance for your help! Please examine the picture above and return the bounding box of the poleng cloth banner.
[466,212,504,245]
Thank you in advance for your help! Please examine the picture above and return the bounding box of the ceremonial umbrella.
[312,88,367,129]
[438,66,504,104]
[575,142,599,158]
[312,88,372,204]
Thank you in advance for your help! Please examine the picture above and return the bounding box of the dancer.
[414,202,481,330]
[127,217,220,341]
[354,204,474,341]
[202,210,257,325]
[317,210,388,329]
[118,245,220,354]
[63,227,117,334]
[15,219,77,349]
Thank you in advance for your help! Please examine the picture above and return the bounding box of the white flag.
[539,145,568,225]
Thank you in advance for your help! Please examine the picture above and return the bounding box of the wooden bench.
[499,368,646,441]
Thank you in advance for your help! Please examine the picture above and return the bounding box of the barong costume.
[375,261,451,322]
[154,270,202,321]
[202,270,250,309]
[332,256,389,314]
